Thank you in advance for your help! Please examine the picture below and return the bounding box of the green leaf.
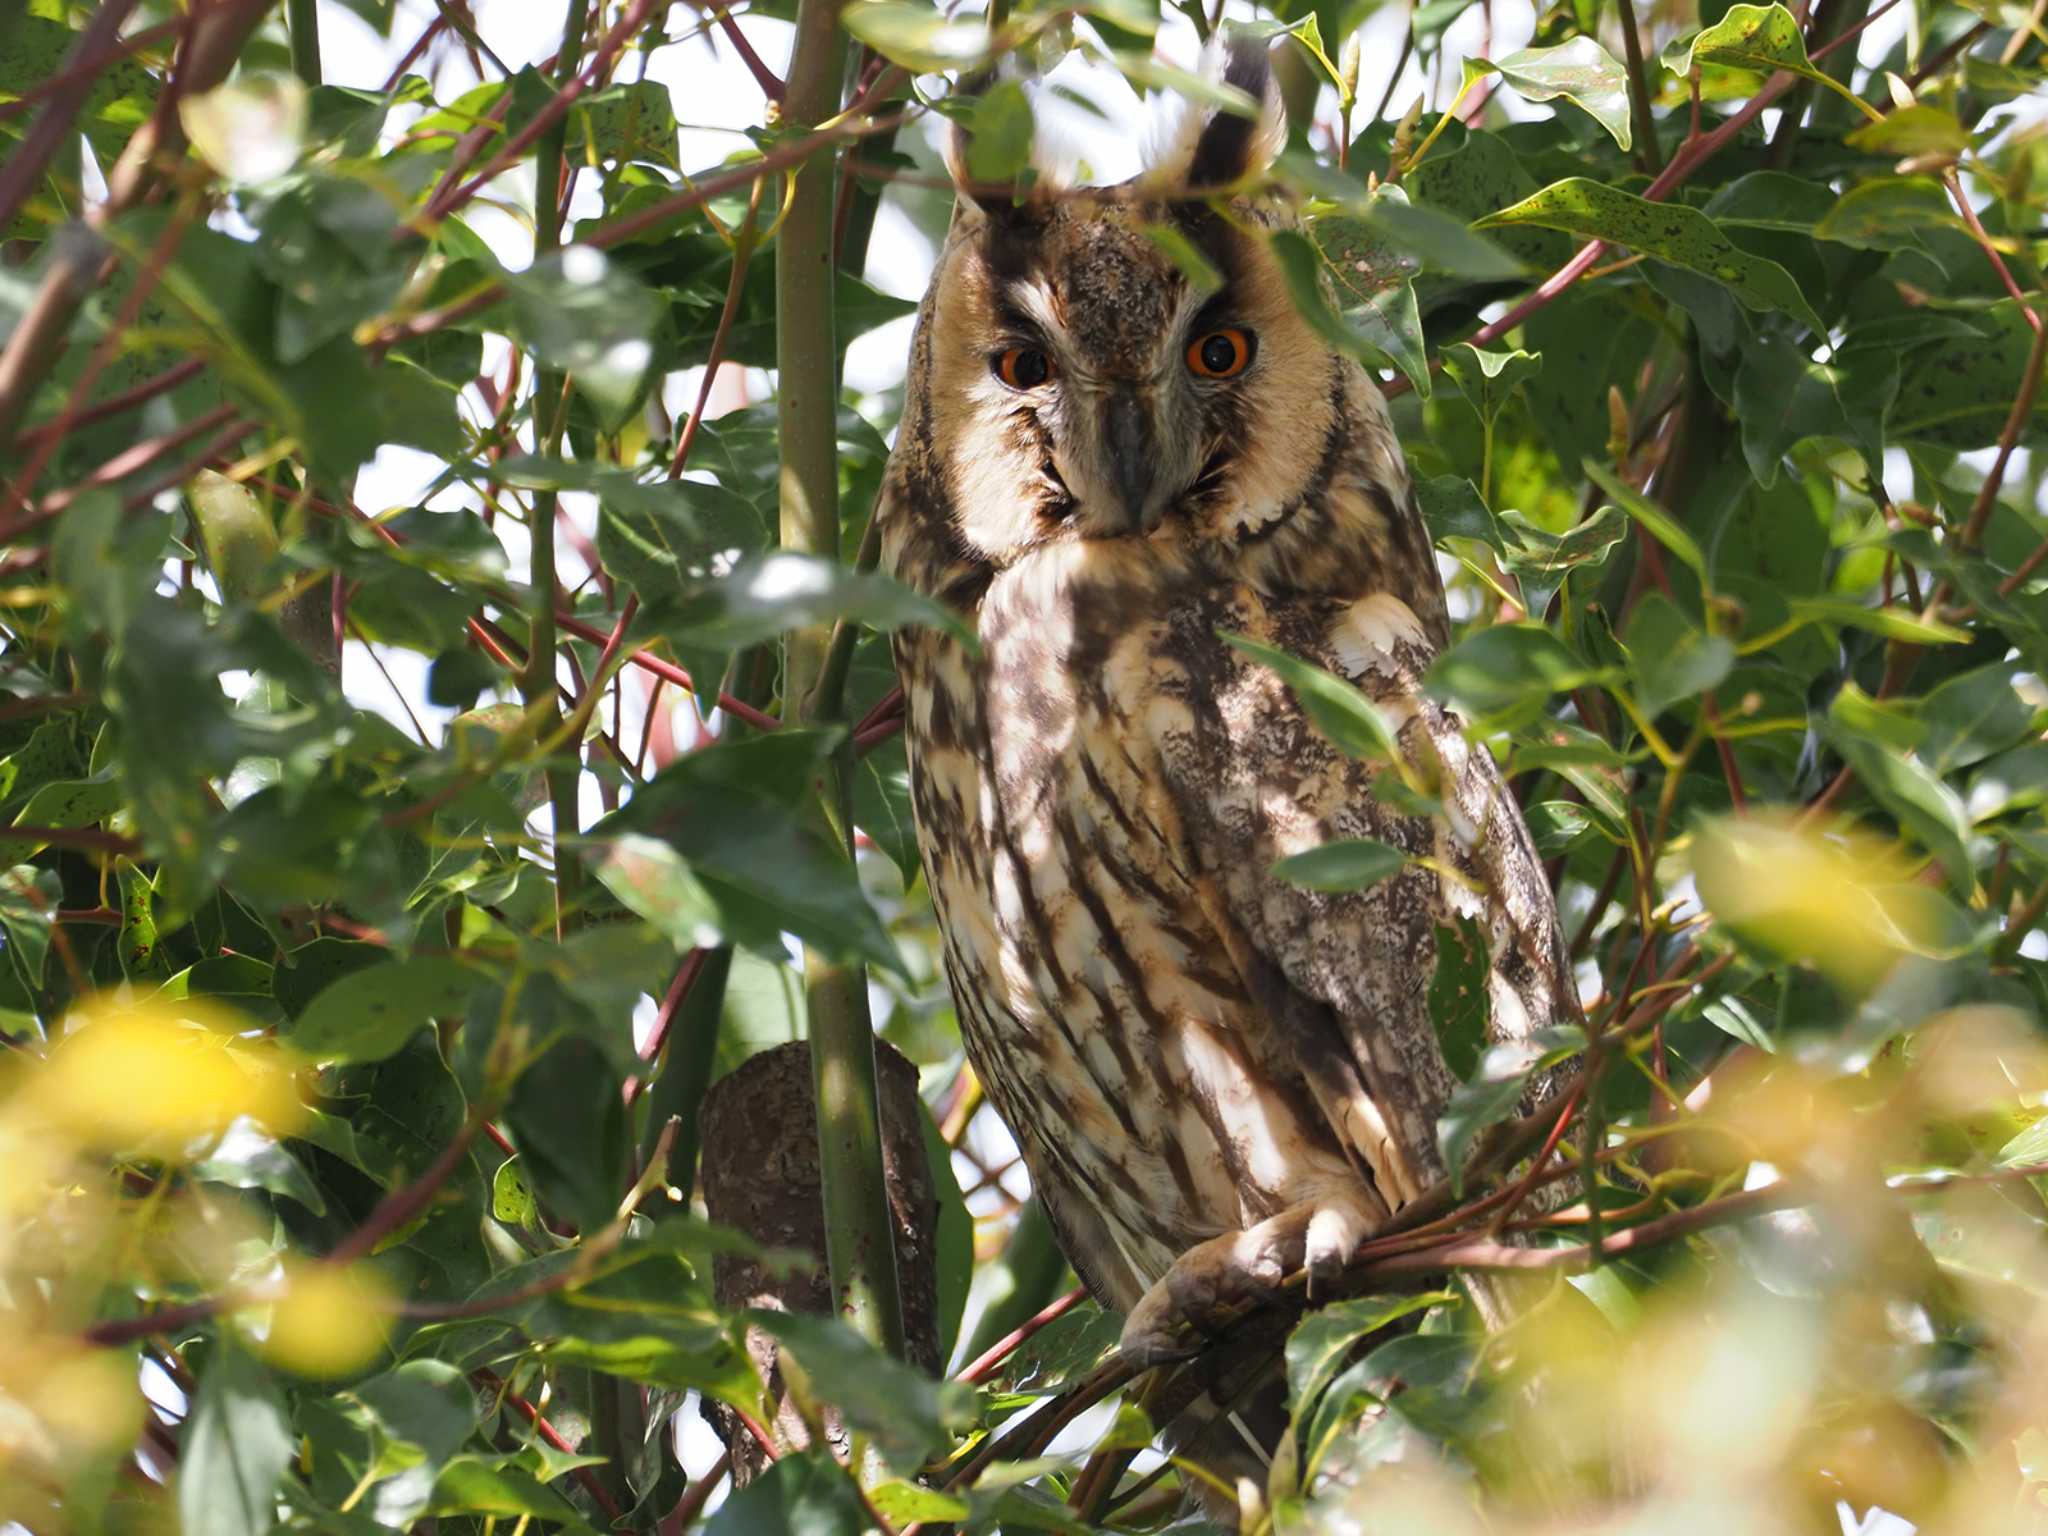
[1916,665,2034,775]
[648,551,974,652]
[1285,1291,1456,1419]
[346,1360,479,1470]
[1731,332,1896,486]
[1662,3,1838,91]
[1627,593,1734,716]
[1330,184,1528,281]
[1893,301,2048,449]
[1428,913,1491,1084]
[1583,460,1709,582]
[703,1451,871,1536]
[191,1120,328,1214]
[1416,474,1504,552]
[1474,37,1633,151]
[274,937,390,1019]
[503,246,660,429]
[593,833,729,950]
[1441,343,1543,433]
[1813,176,1957,251]
[285,956,486,1064]
[1141,221,1225,294]
[870,1483,973,1523]
[965,80,1035,183]
[1273,226,1430,397]
[0,776,124,869]
[1424,624,1608,723]
[1844,103,1969,157]
[841,2,991,69]
[491,1157,542,1230]
[597,733,904,977]
[1787,597,1970,646]
[0,865,58,998]
[180,1347,294,1536]
[751,1311,980,1470]
[1437,1026,1587,1192]
[1220,631,1403,762]
[427,1457,595,1530]
[483,1248,761,1401]
[1479,179,1824,334]
[565,79,679,168]
[508,1036,628,1235]
[1498,503,1631,620]
[1703,170,1838,233]
[188,471,280,601]
[1823,703,1974,880]
[1271,837,1409,892]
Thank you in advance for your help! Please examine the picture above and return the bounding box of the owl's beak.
[1102,387,1161,533]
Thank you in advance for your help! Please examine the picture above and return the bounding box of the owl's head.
[889,38,1389,597]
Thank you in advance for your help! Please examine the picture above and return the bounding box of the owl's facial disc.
[959,203,1258,543]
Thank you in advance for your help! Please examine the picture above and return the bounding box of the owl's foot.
[1118,1191,1382,1368]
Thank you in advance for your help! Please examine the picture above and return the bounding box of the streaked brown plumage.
[880,39,1577,1380]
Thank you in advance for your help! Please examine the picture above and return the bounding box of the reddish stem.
[712,5,786,102]
[955,1286,1088,1383]
[481,1369,624,1522]
[422,0,661,226]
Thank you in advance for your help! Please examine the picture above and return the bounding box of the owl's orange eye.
[1187,328,1253,379]
[995,347,1053,389]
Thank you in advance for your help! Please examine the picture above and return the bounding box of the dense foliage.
[1,0,2045,1531]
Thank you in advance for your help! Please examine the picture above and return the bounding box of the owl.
[878,39,1578,1379]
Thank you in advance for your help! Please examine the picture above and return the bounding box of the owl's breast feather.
[895,549,1374,1294]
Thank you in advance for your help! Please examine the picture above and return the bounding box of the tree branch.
[777,0,908,1367]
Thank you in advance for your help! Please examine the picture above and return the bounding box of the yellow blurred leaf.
[252,1261,393,1378]
[37,994,307,1154]
[1691,811,1930,991]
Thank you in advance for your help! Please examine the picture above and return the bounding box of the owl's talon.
[1118,1194,1382,1367]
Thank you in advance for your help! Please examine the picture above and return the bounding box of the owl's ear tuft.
[1143,33,1285,195]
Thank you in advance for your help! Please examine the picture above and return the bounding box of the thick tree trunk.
[696,1040,941,1483]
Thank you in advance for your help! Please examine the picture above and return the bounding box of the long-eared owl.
[878,37,1578,1371]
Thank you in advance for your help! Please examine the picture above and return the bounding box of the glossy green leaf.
[1583,460,1710,582]
[1479,179,1824,333]
[703,1451,871,1536]
[1274,226,1429,396]
[751,1310,980,1468]
[1271,837,1409,892]
[1441,343,1543,433]
[503,246,661,429]
[1662,3,1835,88]
[1425,624,1609,722]
[1285,1290,1457,1419]
[842,2,992,68]
[285,957,487,1064]
[1731,332,1896,485]
[597,732,904,976]
[1437,1026,1586,1192]
[1221,631,1404,762]
[180,1347,294,1536]
[1916,665,2035,775]
[647,551,974,652]
[1627,593,1734,716]
[1474,37,1632,150]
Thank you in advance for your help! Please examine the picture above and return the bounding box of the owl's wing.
[1146,587,1580,1216]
